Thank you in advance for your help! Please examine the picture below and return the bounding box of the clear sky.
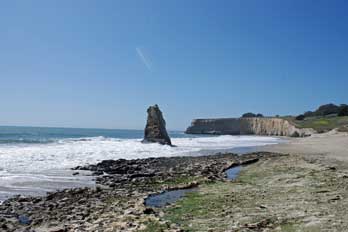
[1,0,347,130]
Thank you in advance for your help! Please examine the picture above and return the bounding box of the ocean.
[0,126,281,202]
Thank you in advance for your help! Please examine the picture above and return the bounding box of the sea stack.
[142,104,172,145]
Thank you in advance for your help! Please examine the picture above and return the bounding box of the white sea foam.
[0,135,280,172]
[0,135,280,201]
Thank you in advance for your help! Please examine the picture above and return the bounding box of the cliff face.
[186,118,314,137]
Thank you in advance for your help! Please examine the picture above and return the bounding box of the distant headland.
[186,103,348,137]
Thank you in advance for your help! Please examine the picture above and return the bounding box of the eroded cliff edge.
[186,117,315,137]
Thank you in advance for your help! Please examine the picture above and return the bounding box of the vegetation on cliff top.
[287,116,348,133]
[302,103,348,117]
[284,103,348,133]
[241,112,264,118]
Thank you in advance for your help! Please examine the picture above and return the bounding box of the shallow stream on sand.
[145,188,198,208]
[145,165,242,208]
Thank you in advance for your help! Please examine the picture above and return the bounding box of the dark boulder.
[291,131,300,137]
[142,104,172,145]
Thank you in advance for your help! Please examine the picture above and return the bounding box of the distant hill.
[301,103,348,118]
[287,103,348,133]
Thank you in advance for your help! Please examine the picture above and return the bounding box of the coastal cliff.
[186,117,314,137]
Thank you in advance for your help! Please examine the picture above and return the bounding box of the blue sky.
[1,0,347,130]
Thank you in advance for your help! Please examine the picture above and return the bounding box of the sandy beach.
[261,130,348,161]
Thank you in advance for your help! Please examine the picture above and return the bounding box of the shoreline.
[0,152,275,231]
[1,132,347,231]
[0,135,282,203]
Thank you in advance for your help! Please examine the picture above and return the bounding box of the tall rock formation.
[142,104,172,145]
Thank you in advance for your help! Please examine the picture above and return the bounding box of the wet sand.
[0,170,94,203]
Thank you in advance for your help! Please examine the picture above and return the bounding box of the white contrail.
[136,47,152,71]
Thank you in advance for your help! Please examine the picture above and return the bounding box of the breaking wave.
[0,131,281,201]
[0,135,280,173]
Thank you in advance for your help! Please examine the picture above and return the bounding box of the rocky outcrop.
[0,151,277,231]
[142,104,172,145]
[186,117,314,137]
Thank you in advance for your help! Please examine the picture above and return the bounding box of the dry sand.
[260,130,348,162]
